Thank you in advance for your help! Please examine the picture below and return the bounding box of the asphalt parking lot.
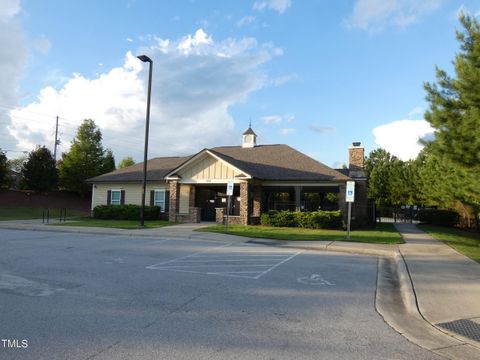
[0,229,443,360]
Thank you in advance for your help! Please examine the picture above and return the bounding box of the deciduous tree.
[59,119,115,196]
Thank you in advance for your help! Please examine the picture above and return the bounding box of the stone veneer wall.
[239,182,250,225]
[252,186,262,217]
[215,208,225,224]
[168,181,179,222]
[175,207,201,223]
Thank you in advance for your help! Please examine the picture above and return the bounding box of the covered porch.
[167,180,347,225]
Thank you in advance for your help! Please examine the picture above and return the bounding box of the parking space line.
[146,244,304,279]
[253,251,304,279]
[146,243,232,269]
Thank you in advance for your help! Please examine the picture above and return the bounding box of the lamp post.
[137,54,153,227]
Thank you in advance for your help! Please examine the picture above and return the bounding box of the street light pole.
[137,55,153,228]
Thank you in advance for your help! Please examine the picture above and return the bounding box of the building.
[87,127,369,224]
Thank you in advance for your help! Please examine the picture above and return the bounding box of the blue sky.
[1,0,479,167]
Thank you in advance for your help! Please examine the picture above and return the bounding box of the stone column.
[215,208,225,224]
[239,181,250,225]
[252,185,262,217]
[168,180,179,222]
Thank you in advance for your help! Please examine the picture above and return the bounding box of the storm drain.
[437,319,480,342]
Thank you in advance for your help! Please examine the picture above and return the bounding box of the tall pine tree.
[423,13,480,227]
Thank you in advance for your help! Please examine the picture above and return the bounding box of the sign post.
[225,181,234,231]
[345,181,355,240]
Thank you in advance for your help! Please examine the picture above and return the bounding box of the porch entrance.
[195,186,240,221]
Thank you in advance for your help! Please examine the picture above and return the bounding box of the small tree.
[118,156,135,169]
[21,146,58,191]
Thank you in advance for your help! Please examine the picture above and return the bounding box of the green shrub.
[264,210,343,229]
[418,209,459,227]
[272,211,298,227]
[93,204,160,220]
[260,210,278,226]
[295,211,314,228]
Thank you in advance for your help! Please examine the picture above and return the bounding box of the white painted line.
[253,250,304,279]
[153,264,274,268]
[146,243,232,269]
[190,254,290,258]
[175,259,284,263]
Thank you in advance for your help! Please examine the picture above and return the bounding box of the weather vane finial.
[249,118,252,128]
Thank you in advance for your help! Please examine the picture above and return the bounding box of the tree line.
[366,13,480,229]
[0,119,136,196]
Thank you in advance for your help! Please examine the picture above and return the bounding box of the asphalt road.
[0,229,443,360]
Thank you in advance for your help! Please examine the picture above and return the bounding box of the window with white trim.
[111,189,121,205]
[154,189,166,212]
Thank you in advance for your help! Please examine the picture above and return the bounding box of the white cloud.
[272,73,298,86]
[7,29,280,161]
[372,119,434,160]
[0,0,21,21]
[309,124,335,134]
[253,0,292,14]
[280,127,296,135]
[407,106,423,117]
[261,114,294,125]
[0,0,26,155]
[237,16,255,28]
[346,0,443,31]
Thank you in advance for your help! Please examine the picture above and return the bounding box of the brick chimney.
[349,142,364,171]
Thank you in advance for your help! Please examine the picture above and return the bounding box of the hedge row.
[93,204,160,220]
[260,210,343,229]
[418,209,459,226]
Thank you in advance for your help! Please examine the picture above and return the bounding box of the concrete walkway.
[395,224,480,355]
[1,220,480,359]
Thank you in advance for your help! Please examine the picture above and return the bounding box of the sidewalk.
[395,224,480,351]
[1,220,480,358]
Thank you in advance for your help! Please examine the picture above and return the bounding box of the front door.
[196,188,217,221]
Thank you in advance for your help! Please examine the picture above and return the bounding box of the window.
[154,189,166,212]
[111,190,121,205]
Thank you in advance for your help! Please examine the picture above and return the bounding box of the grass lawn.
[418,225,480,263]
[196,223,403,244]
[0,207,89,220]
[53,217,174,229]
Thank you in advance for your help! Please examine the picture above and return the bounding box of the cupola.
[242,124,257,148]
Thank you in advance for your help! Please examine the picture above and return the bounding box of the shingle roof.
[88,145,350,183]
[242,127,257,136]
[87,156,191,183]
[210,145,350,181]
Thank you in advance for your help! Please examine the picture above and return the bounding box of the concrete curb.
[393,250,419,315]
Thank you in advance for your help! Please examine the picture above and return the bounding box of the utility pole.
[53,116,60,161]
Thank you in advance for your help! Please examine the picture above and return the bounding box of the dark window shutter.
[165,190,170,213]
[120,190,125,205]
[150,190,155,206]
[107,190,111,205]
